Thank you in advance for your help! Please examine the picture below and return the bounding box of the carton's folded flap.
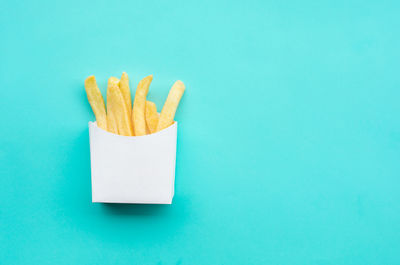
[89,122,177,204]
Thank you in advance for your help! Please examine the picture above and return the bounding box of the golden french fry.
[120,72,134,134]
[107,77,133,136]
[156,80,185,132]
[145,101,159,134]
[132,75,153,136]
[84,76,107,130]
[119,72,132,117]
[106,77,119,134]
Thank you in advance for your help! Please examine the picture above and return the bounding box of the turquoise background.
[1,0,399,264]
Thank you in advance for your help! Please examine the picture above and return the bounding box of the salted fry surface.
[84,76,107,130]
[133,75,153,136]
[145,101,159,134]
[157,80,185,132]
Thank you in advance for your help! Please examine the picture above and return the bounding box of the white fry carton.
[89,121,177,204]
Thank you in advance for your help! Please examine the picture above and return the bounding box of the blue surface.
[1,0,400,264]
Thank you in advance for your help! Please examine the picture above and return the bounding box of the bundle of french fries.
[85,73,185,136]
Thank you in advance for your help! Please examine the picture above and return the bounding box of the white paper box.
[89,121,177,204]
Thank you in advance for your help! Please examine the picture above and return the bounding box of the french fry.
[84,76,107,131]
[156,80,185,132]
[132,75,153,136]
[119,72,134,134]
[107,77,133,136]
[145,101,159,134]
[119,72,132,117]
[106,77,119,134]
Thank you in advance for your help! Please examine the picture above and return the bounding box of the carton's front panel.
[89,122,177,203]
